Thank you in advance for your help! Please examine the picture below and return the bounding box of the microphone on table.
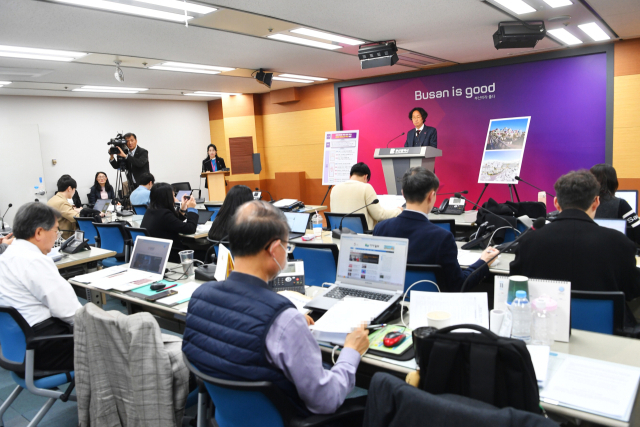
[515,176,556,197]
[436,190,468,196]
[333,199,379,239]
[386,132,405,148]
[461,217,546,292]
[256,187,274,202]
[1,203,13,234]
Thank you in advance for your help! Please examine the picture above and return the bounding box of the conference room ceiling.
[0,0,638,101]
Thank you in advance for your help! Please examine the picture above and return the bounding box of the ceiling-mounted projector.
[358,41,398,69]
[493,21,546,49]
[254,69,273,88]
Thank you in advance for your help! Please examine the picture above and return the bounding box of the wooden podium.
[201,171,230,202]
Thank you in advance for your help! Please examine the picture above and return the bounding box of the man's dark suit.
[373,210,488,292]
[510,209,640,301]
[404,126,437,148]
[110,145,150,190]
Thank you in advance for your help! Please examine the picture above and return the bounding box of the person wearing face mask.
[183,201,370,418]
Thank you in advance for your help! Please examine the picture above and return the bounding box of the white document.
[377,195,406,210]
[214,243,234,282]
[278,290,311,315]
[457,250,481,266]
[494,276,571,342]
[409,292,489,331]
[273,199,299,208]
[157,282,201,305]
[526,345,550,388]
[311,298,387,345]
[540,352,640,422]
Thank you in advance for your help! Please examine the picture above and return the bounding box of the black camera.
[108,133,129,156]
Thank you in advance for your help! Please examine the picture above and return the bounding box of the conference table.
[67,266,640,427]
[54,247,116,270]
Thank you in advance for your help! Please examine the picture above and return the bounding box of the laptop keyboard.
[324,287,393,302]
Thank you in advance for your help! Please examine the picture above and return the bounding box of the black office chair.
[324,213,369,234]
[570,290,626,336]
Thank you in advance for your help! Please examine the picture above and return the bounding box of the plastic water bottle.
[531,299,553,346]
[510,290,532,343]
[312,212,323,237]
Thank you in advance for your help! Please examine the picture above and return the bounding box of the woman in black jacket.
[88,171,115,205]
[202,144,227,189]
[141,182,198,263]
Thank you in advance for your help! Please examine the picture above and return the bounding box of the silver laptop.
[304,235,409,315]
[91,236,173,291]
[93,198,111,213]
[284,211,311,239]
[594,219,627,235]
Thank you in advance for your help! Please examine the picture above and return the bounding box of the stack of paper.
[409,292,489,331]
[526,345,550,388]
[311,298,387,345]
[278,291,312,315]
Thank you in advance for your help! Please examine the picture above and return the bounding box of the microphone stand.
[1,204,13,234]
[332,200,379,239]
[515,176,556,197]
[386,132,405,148]
[320,185,332,207]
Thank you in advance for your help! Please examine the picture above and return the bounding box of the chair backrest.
[430,219,456,235]
[93,222,128,256]
[291,243,339,287]
[172,182,191,192]
[325,213,368,233]
[0,306,32,371]
[404,264,442,300]
[183,353,298,427]
[502,222,528,243]
[571,290,625,335]
[208,207,221,221]
[126,227,149,245]
[131,205,148,216]
[75,217,99,244]
[206,238,230,262]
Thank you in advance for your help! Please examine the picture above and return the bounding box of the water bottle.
[510,290,532,343]
[531,299,553,346]
[312,212,323,237]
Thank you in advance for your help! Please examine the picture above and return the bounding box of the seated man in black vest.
[183,200,369,416]
[510,170,640,325]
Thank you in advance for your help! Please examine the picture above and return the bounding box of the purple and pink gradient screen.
[340,53,607,208]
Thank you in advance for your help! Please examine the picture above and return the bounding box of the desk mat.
[367,325,415,361]
[126,280,184,299]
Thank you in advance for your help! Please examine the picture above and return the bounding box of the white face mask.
[270,242,288,281]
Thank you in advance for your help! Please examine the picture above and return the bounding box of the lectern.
[201,171,230,202]
[373,146,442,195]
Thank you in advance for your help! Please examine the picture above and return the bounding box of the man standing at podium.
[405,107,437,148]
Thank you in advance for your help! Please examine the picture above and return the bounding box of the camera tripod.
[112,163,132,211]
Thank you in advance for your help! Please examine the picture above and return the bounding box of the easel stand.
[320,185,333,206]
[473,183,520,210]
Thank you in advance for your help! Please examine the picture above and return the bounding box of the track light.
[114,60,124,82]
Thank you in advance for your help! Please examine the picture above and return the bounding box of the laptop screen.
[129,237,172,275]
[93,198,111,213]
[594,219,627,235]
[336,235,408,292]
[616,190,638,213]
[176,190,191,201]
[197,210,214,224]
[284,212,311,233]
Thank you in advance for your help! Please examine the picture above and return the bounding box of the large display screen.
[339,53,607,209]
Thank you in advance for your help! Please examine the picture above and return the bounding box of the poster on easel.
[322,131,359,186]
[478,117,531,184]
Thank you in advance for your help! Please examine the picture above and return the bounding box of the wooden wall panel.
[208,99,223,120]
[613,127,640,178]
[229,137,254,174]
[613,75,640,129]
[258,83,335,115]
[270,88,300,104]
[208,119,226,156]
[221,94,257,118]
[615,39,640,77]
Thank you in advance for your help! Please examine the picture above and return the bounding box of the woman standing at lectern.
[202,144,227,189]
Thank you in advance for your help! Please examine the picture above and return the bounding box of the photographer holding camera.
[109,132,150,194]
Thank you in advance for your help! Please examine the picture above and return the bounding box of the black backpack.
[416,324,541,414]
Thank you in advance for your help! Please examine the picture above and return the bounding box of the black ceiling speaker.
[493,21,546,49]
[358,41,399,69]
[255,69,273,88]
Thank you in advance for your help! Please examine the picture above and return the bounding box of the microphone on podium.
[1,203,13,234]
[515,176,556,197]
[333,199,379,239]
[437,190,468,196]
[386,132,405,148]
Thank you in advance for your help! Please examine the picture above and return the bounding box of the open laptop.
[90,236,173,291]
[93,198,111,213]
[176,190,192,201]
[197,210,214,225]
[594,219,627,235]
[304,235,409,315]
[284,211,311,239]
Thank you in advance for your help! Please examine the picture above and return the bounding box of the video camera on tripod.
[108,133,129,157]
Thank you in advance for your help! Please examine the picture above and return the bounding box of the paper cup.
[426,311,451,329]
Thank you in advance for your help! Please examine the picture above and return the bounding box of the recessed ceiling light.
[131,0,216,14]
[184,91,241,96]
[149,61,235,74]
[267,34,342,50]
[278,74,328,81]
[0,81,11,87]
[72,85,148,93]
[547,28,583,45]
[272,76,314,84]
[578,22,611,41]
[290,28,364,46]
[0,45,87,62]
[51,0,195,22]
[542,0,572,7]
[494,0,536,14]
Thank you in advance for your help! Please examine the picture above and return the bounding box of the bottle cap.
[535,298,546,310]
[515,290,527,299]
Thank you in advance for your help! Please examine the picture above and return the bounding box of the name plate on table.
[377,147,425,156]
